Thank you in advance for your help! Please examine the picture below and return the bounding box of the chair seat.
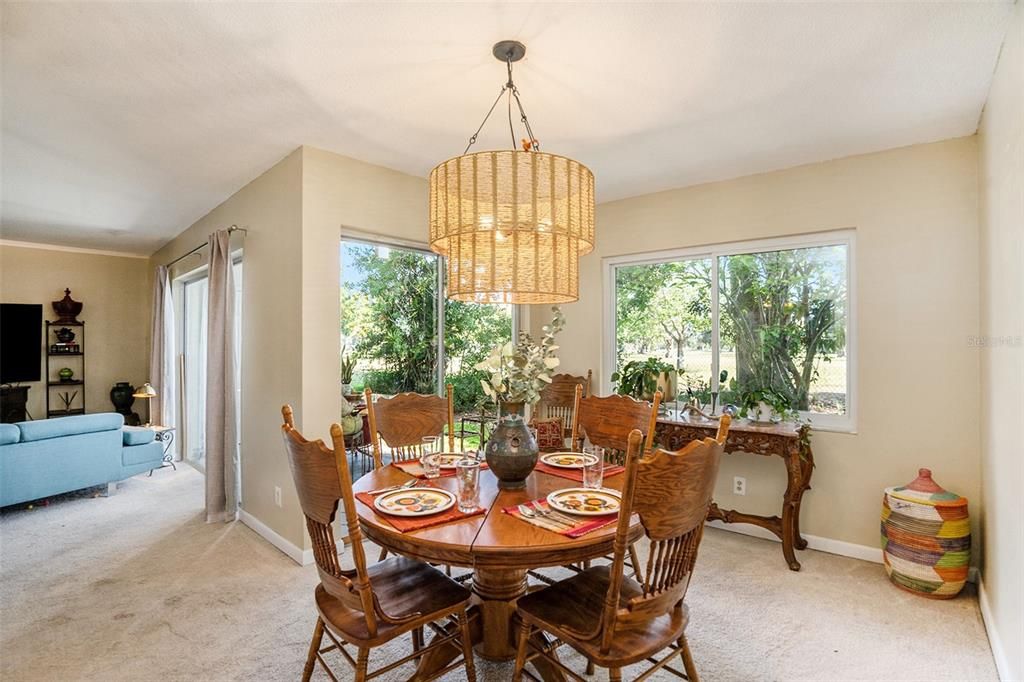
[517,565,688,668]
[316,556,472,647]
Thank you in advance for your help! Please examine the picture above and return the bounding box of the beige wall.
[151,148,305,548]
[0,244,150,419]
[149,146,426,553]
[978,3,1023,679]
[533,137,981,556]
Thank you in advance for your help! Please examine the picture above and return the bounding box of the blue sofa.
[0,413,165,507]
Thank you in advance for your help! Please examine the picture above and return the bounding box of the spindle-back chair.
[364,385,456,469]
[280,405,476,682]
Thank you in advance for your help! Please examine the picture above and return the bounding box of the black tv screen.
[0,304,43,383]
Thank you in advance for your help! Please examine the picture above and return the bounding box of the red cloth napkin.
[502,500,618,539]
[533,461,625,483]
[356,486,485,533]
[391,459,489,479]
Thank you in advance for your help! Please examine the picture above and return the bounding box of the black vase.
[110,382,136,415]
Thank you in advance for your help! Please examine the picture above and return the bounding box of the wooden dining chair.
[533,370,592,443]
[512,416,731,682]
[280,405,476,682]
[570,385,662,465]
[364,385,456,469]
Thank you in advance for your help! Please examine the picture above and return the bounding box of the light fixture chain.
[463,84,508,155]
[511,85,539,152]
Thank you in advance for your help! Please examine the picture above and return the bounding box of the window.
[605,231,855,431]
[178,260,243,468]
[340,238,513,413]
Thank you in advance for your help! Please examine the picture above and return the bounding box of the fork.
[531,503,578,528]
[518,504,572,529]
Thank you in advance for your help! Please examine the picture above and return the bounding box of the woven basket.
[881,468,970,599]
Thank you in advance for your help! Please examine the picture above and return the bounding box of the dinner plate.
[546,488,621,516]
[373,487,456,517]
[539,452,599,469]
[431,453,473,469]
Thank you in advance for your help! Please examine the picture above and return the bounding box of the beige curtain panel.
[148,265,177,457]
[204,230,240,523]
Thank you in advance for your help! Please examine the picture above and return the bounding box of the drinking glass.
[582,445,605,489]
[420,436,441,479]
[454,458,481,513]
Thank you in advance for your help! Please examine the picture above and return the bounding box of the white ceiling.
[1,2,1014,254]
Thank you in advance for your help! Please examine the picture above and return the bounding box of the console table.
[655,411,814,571]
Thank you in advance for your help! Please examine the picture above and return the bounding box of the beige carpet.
[0,466,997,681]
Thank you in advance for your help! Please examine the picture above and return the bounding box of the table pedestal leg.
[472,567,527,660]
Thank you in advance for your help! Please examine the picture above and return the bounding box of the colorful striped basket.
[881,468,970,599]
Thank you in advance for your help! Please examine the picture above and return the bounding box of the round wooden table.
[352,464,642,680]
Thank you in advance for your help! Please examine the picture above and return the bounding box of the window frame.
[602,229,857,433]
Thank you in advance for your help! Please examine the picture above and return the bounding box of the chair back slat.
[535,371,591,436]
[364,386,455,467]
[570,385,661,464]
[599,416,731,651]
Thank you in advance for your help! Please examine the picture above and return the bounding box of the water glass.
[454,458,481,513]
[420,436,441,479]
[582,445,605,489]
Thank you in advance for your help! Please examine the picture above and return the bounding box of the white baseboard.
[978,577,1012,681]
[705,520,979,583]
[239,509,314,566]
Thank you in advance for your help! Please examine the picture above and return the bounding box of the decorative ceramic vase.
[484,401,539,489]
[51,288,83,324]
[109,382,136,415]
[881,468,970,599]
[55,327,76,343]
[58,367,74,382]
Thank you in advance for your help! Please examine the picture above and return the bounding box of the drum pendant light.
[428,41,595,304]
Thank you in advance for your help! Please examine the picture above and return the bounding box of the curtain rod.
[165,225,246,268]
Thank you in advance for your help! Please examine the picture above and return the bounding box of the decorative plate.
[432,453,472,469]
[539,452,599,469]
[546,488,621,516]
[373,487,456,517]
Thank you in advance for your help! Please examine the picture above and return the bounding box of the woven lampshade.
[429,150,595,304]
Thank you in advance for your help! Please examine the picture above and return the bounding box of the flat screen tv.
[0,304,43,383]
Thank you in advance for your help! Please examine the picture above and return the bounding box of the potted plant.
[475,307,565,488]
[739,387,795,423]
[611,357,676,401]
[340,347,357,395]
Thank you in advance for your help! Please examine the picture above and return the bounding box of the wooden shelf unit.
[45,321,85,417]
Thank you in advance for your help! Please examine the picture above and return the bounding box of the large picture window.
[605,231,854,431]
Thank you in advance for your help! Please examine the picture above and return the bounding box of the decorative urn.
[109,382,136,415]
[51,288,83,324]
[484,401,539,489]
[58,367,75,382]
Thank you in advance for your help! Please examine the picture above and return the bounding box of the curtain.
[204,230,240,523]
[149,265,177,457]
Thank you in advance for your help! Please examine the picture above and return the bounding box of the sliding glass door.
[340,238,512,413]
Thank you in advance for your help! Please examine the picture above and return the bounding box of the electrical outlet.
[274,486,282,507]
[733,476,747,496]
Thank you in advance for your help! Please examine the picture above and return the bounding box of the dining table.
[351,461,643,681]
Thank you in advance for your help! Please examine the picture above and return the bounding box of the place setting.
[356,452,486,533]
[504,447,623,538]
[389,436,489,479]
[532,445,626,483]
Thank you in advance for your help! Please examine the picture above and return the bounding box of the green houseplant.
[611,357,676,401]
[340,347,357,395]
[739,387,796,422]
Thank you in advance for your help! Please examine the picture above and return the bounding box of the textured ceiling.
[0,2,1014,254]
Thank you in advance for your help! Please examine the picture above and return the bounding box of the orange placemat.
[533,461,625,483]
[391,459,489,479]
[356,487,484,533]
[502,500,618,539]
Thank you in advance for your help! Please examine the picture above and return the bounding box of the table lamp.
[132,382,157,426]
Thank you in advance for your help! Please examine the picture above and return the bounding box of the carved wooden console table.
[655,412,813,571]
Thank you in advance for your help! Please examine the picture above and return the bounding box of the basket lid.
[885,468,967,507]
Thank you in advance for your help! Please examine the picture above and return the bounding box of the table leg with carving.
[781,448,805,571]
[792,438,814,551]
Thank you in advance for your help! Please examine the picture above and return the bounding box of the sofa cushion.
[122,440,164,468]
[122,426,156,446]
[0,424,20,445]
[17,413,124,443]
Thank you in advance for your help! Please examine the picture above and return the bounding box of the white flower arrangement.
[475,306,565,405]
